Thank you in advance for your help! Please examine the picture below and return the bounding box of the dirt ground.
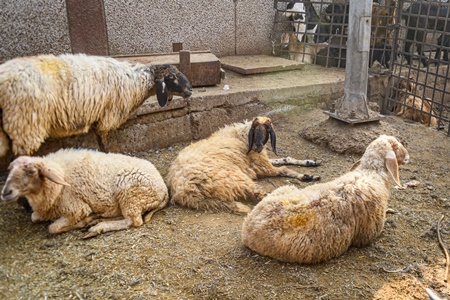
[1,107,449,300]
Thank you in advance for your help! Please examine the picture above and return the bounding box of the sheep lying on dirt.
[166,116,321,214]
[241,135,409,264]
[394,77,437,127]
[0,53,193,157]
[1,149,168,238]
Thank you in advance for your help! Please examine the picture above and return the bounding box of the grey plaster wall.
[0,0,72,62]
[0,0,276,62]
[104,0,237,57]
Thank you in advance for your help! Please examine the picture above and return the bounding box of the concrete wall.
[0,1,72,61]
[0,0,276,62]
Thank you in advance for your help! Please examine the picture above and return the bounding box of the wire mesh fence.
[272,0,450,135]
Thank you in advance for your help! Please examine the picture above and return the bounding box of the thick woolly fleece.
[3,149,168,235]
[0,54,160,157]
[241,135,409,264]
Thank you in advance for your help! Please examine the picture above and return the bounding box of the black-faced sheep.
[1,148,169,238]
[0,53,193,157]
[166,116,321,215]
[241,135,409,264]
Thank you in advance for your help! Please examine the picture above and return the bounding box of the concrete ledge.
[0,65,347,170]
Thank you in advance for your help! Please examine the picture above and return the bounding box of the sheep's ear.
[156,80,168,107]
[385,150,401,187]
[38,165,70,186]
[350,160,361,171]
[268,127,277,155]
[247,125,255,154]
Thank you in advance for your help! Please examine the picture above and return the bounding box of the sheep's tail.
[171,195,251,215]
[0,122,10,158]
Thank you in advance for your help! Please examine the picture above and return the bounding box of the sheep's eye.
[25,169,36,176]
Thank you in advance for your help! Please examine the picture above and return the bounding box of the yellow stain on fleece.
[35,56,69,77]
[281,198,315,228]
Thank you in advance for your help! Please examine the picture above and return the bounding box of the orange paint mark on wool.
[281,198,315,228]
[35,57,70,77]
[286,212,314,228]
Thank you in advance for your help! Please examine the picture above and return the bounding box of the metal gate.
[272,0,450,135]
[384,0,450,135]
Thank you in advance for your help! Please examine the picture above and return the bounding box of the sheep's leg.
[245,186,267,204]
[143,195,169,223]
[87,216,125,226]
[83,218,134,239]
[48,215,100,234]
[253,162,320,182]
[275,166,320,182]
[95,132,108,153]
[270,157,322,167]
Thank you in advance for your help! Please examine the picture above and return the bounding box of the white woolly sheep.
[241,135,409,264]
[0,53,193,157]
[166,116,321,215]
[1,148,169,238]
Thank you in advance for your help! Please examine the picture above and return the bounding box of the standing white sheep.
[166,116,321,214]
[241,135,409,264]
[1,148,169,238]
[0,53,193,157]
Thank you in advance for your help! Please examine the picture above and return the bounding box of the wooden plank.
[113,51,222,87]
[220,55,305,75]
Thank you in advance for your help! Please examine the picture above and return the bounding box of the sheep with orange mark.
[241,135,409,264]
[0,53,192,157]
[1,148,168,238]
[166,116,321,215]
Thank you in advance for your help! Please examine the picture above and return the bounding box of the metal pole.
[326,0,381,123]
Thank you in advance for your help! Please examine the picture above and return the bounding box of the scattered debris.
[437,215,449,283]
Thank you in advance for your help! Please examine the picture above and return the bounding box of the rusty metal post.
[325,0,381,123]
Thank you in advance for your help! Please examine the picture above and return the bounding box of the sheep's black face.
[165,66,193,99]
[247,117,277,155]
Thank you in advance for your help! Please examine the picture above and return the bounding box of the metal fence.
[272,0,396,70]
[273,0,450,135]
[386,0,450,135]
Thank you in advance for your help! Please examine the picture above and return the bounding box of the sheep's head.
[398,76,416,94]
[351,135,409,187]
[1,156,69,203]
[153,64,193,107]
[247,117,277,155]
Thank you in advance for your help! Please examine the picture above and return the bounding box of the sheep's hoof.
[82,230,100,239]
[302,174,321,182]
[306,159,322,167]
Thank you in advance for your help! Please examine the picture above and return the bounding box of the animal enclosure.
[385,0,450,135]
[272,0,450,135]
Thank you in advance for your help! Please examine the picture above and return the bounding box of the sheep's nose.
[1,189,12,200]
[403,154,410,164]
